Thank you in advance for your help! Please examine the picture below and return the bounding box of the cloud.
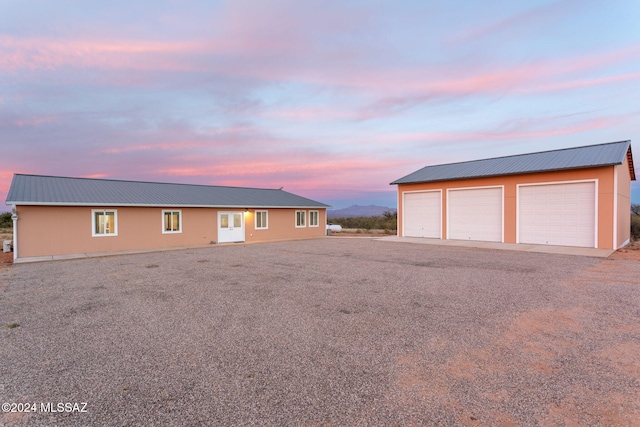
[1,0,638,208]
[524,72,640,93]
[0,0,370,85]
[14,115,59,128]
[0,36,197,73]
[0,170,16,208]
[448,0,577,45]
[1,13,637,113]
[376,111,637,145]
[260,107,355,122]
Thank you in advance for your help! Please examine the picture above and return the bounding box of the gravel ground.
[1,238,639,426]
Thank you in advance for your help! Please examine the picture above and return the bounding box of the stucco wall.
[616,157,632,248]
[396,166,616,249]
[244,208,326,243]
[15,206,326,258]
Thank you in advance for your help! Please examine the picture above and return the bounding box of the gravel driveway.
[1,238,639,426]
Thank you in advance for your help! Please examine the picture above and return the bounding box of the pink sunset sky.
[1,0,639,210]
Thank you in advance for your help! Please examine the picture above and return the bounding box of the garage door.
[403,191,441,238]
[518,181,596,248]
[448,187,502,242]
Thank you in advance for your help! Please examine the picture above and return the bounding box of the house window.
[309,210,319,227]
[92,210,117,236]
[255,210,268,229]
[295,210,306,228]
[163,210,182,233]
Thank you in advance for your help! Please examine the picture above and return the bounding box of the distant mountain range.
[327,205,397,218]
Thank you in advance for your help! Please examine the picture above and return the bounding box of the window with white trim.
[255,210,268,229]
[309,210,319,227]
[92,209,117,236]
[163,210,182,233]
[295,210,306,228]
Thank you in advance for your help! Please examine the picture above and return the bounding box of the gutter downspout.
[11,205,17,262]
[613,166,618,249]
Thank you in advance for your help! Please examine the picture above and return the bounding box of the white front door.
[218,211,245,243]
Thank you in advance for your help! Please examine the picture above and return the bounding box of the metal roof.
[391,140,635,185]
[5,174,331,208]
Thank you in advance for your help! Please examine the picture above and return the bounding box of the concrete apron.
[378,236,615,258]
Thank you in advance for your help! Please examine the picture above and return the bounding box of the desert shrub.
[0,212,11,229]
[631,204,640,241]
[328,211,397,231]
[631,213,640,241]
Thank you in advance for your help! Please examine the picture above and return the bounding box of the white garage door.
[519,181,596,248]
[403,191,441,238]
[448,187,503,242]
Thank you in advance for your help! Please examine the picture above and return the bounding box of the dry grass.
[0,227,12,242]
[0,228,13,267]
[336,228,394,235]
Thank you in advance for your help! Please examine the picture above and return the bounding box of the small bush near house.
[631,204,640,241]
[0,212,11,229]
[632,217,640,241]
[0,212,12,241]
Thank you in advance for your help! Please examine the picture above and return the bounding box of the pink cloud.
[378,112,636,144]
[1,1,637,208]
[484,116,630,140]
[523,72,640,93]
[0,170,17,207]
[82,173,109,179]
[449,0,576,45]
[213,0,365,54]
[155,152,403,189]
[15,114,58,127]
[352,43,640,120]
[261,107,354,121]
[102,140,209,154]
[2,28,637,107]
[0,1,361,77]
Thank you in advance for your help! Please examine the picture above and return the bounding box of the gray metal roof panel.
[6,175,331,208]
[391,140,633,184]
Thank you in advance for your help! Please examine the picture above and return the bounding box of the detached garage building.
[391,140,635,250]
[5,174,330,261]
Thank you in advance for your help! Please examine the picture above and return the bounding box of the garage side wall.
[396,166,616,249]
[616,157,632,248]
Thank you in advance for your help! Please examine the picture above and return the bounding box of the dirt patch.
[611,240,640,260]
[0,251,12,268]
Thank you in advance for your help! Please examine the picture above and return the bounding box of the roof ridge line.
[11,173,282,192]
[413,140,630,170]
